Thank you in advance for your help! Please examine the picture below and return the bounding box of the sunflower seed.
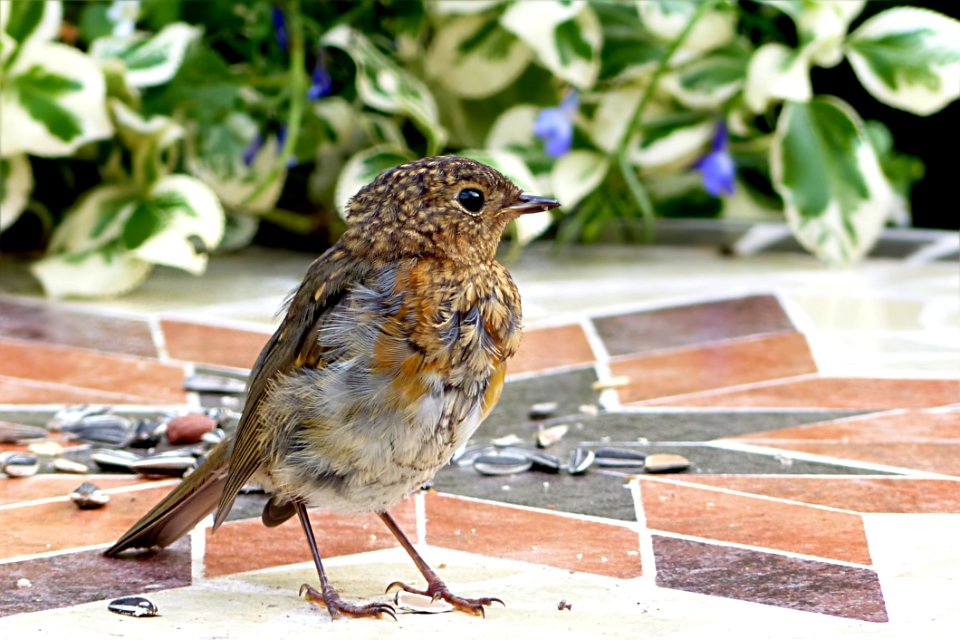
[28,441,64,457]
[528,402,559,419]
[70,481,109,509]
[48,405,110,430]
[393,590,454,614]
[62,415,133,445]
[526,451,561,473]
[451,444,497,466]
[643,453,690,473]
[1,452,39,477]
[128,419,167,449]
[566,448,594,475]
[594,448,647,467]
[536,424,568,448]
[130,454,197,478]
[0,421,48,443]
[53,458,89,474]
[491,434,523,447]
[200,428,226,445]
[474,453,532,476]
[183,373,247,395]
[108,596,158,617]
[91,449,142,473]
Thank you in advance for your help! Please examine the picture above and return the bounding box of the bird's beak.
[506,193,561,216]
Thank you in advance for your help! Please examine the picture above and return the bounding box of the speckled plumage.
[105,156,559,620]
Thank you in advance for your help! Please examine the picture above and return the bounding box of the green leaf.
[771,98,894,264]
[594,2,663,81]
[550,150,608,210]
[555,19,591,66]
[78,3,114,44]
[90,23,201,88]
[638,1,735,54]
[9,65,82,141]
[847,8,960,115]
[122,201,163,249]
[3,0,60,48]
[0,154,33,232]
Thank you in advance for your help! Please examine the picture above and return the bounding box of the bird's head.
[343,156,560,264]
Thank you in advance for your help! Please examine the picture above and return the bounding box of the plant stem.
[615,0,717,242]
[240,0,307,208]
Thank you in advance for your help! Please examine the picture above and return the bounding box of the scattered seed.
[91,449,142,473]
[474,454,532,476]
[53,458,89,474]
[536,424,568,448]
[128,419,167,449]
[491,434,523,447]
[0,421,48,443]
[591,376,630,391]
[61,414,133,446]
[594,447,647,467]
[48,405,110,430]
[108,596,158,618]
[566,448,594,475]
[393,591,454,614]
[1,452,39,477]
[526,450,561,473]
[200,428,226,445]
[130,454,197,478]
[70,481,109,509]
[578,404,599,416]
[17,578,31,589]
[528,401,559,419]
[643,453,690,473]
[183,374,247,395]
[558,599,572,611]
[28,441,64,457]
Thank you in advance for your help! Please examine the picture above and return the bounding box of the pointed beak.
[506,193,561,216]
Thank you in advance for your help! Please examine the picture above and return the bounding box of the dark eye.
[456,188,485,213]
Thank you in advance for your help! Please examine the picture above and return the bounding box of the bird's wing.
[212,248,366,530]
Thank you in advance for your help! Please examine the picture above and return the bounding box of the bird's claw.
[300,583,397,621]
[385,580,504,617]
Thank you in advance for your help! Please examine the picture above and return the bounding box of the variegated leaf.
[586,86,642,154]
[501,1,601,90]
[661,40,750,109]
[797,0,865,68]
[636,1,735,56]
[771,98,894,265]
[486,104,538,149]
[335,146,414,218]
[1,0,61,48]
[1,43,113,157]
[846,8,960,116]
[426,14,532,99]
[32,250,152,299]
[323,26,446,152]
[90,23,201,88]
[744,43,812,112]
[629,115,714,168]
[427,0,504,15]
[550,150,608,210]
[0,154,33,232]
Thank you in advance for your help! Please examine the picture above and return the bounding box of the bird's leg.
[295,501,396,620]
[379,511,504,617]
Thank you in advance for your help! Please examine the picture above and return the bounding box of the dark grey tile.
[482,367,598,433]
[592,295,794,357]
[0,537,191,617]
[653,536,888,622]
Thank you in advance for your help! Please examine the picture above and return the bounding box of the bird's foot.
[300,583,396,621]
[385,579,504,617]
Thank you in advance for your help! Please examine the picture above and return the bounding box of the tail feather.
[103,440,232,557]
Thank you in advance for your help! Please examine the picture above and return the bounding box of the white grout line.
[646,529,877,570]
[578,316,621,410]
[629,478,657,587]
[0,479,179,511]
[190,525,207,582]
[0,541,115,565]
[628,372,822,406]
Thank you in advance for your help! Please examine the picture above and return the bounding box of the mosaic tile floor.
[1,243,958,639]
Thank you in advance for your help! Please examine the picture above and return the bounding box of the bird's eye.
[456,188,485,213]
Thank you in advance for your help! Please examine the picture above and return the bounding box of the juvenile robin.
[104,156,560,620]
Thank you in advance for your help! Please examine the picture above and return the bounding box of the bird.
[104,155,560,620]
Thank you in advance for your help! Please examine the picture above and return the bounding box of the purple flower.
[272,6,288,52]
[242,134,264,167]
[306,50,332,101]
[693,121,735,197]
[534,91,578,158]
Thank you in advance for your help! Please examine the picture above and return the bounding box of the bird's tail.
[103,439,232,556]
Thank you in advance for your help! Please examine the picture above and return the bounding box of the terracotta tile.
[678,476,960,513]
[161,319,269,370]
[593,295,793,357]
[203,498,417,578]
[0,475,162,506]
[640,478,871,564]
[0,483,179,558]
[0,537,191,617]
[612,332,816,404]
[0,299,157,357]
[0,340,187,404]
[653,535,888,622]
[759,442,960,476]
[509,324,594,374]
[731,409,960,442]
[0,375,162,404]
[425,493,641,579]
[647,377,960,409]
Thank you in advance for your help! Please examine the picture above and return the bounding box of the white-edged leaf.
[486,104,538,149]
[1,43,113,157]
[771,97,894,265]
[744,43,812,112]
[661,41,750,109]
[335,146,414,218]
[323,26,446,151]
[846,8,960,116]
[798,0,865,68]
[426,14,532,99]
[501,1,601,89]
[128,175,224,273]
[427,0,504,15]
[586,86,642,153]
[550,150,608,210]
[110,98,184,186]
[218,212,260,252]
[629,116,714,168]
[31,251,152,299]
[637,1,735,55]
[90,23,201,88]
[460,148,549,245]
[46,185,137,255]
[1,0,61,48]
[0,154,33,232]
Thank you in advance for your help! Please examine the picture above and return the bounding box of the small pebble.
[70,482,110,509]
[528,402,558,419]
[108,596,158,618]
[491,434,523,447]
[166,414,216,445]
[393,591,454,614]
[17,578,32,589]
[536,424,568,448]
[566,448,594,475]
[591,376,630,391]
[643,453,691,473]
[1,452,39,477]
[28,441,64,457]
[558,599,572,611]
[474,453,532,476]
[578,404,599,416]
[53,458,89,474]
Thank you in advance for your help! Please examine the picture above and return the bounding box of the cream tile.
[807,332,960,378]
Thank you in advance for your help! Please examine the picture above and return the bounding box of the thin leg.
[379,511,504,617]
[296,501,396,620]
